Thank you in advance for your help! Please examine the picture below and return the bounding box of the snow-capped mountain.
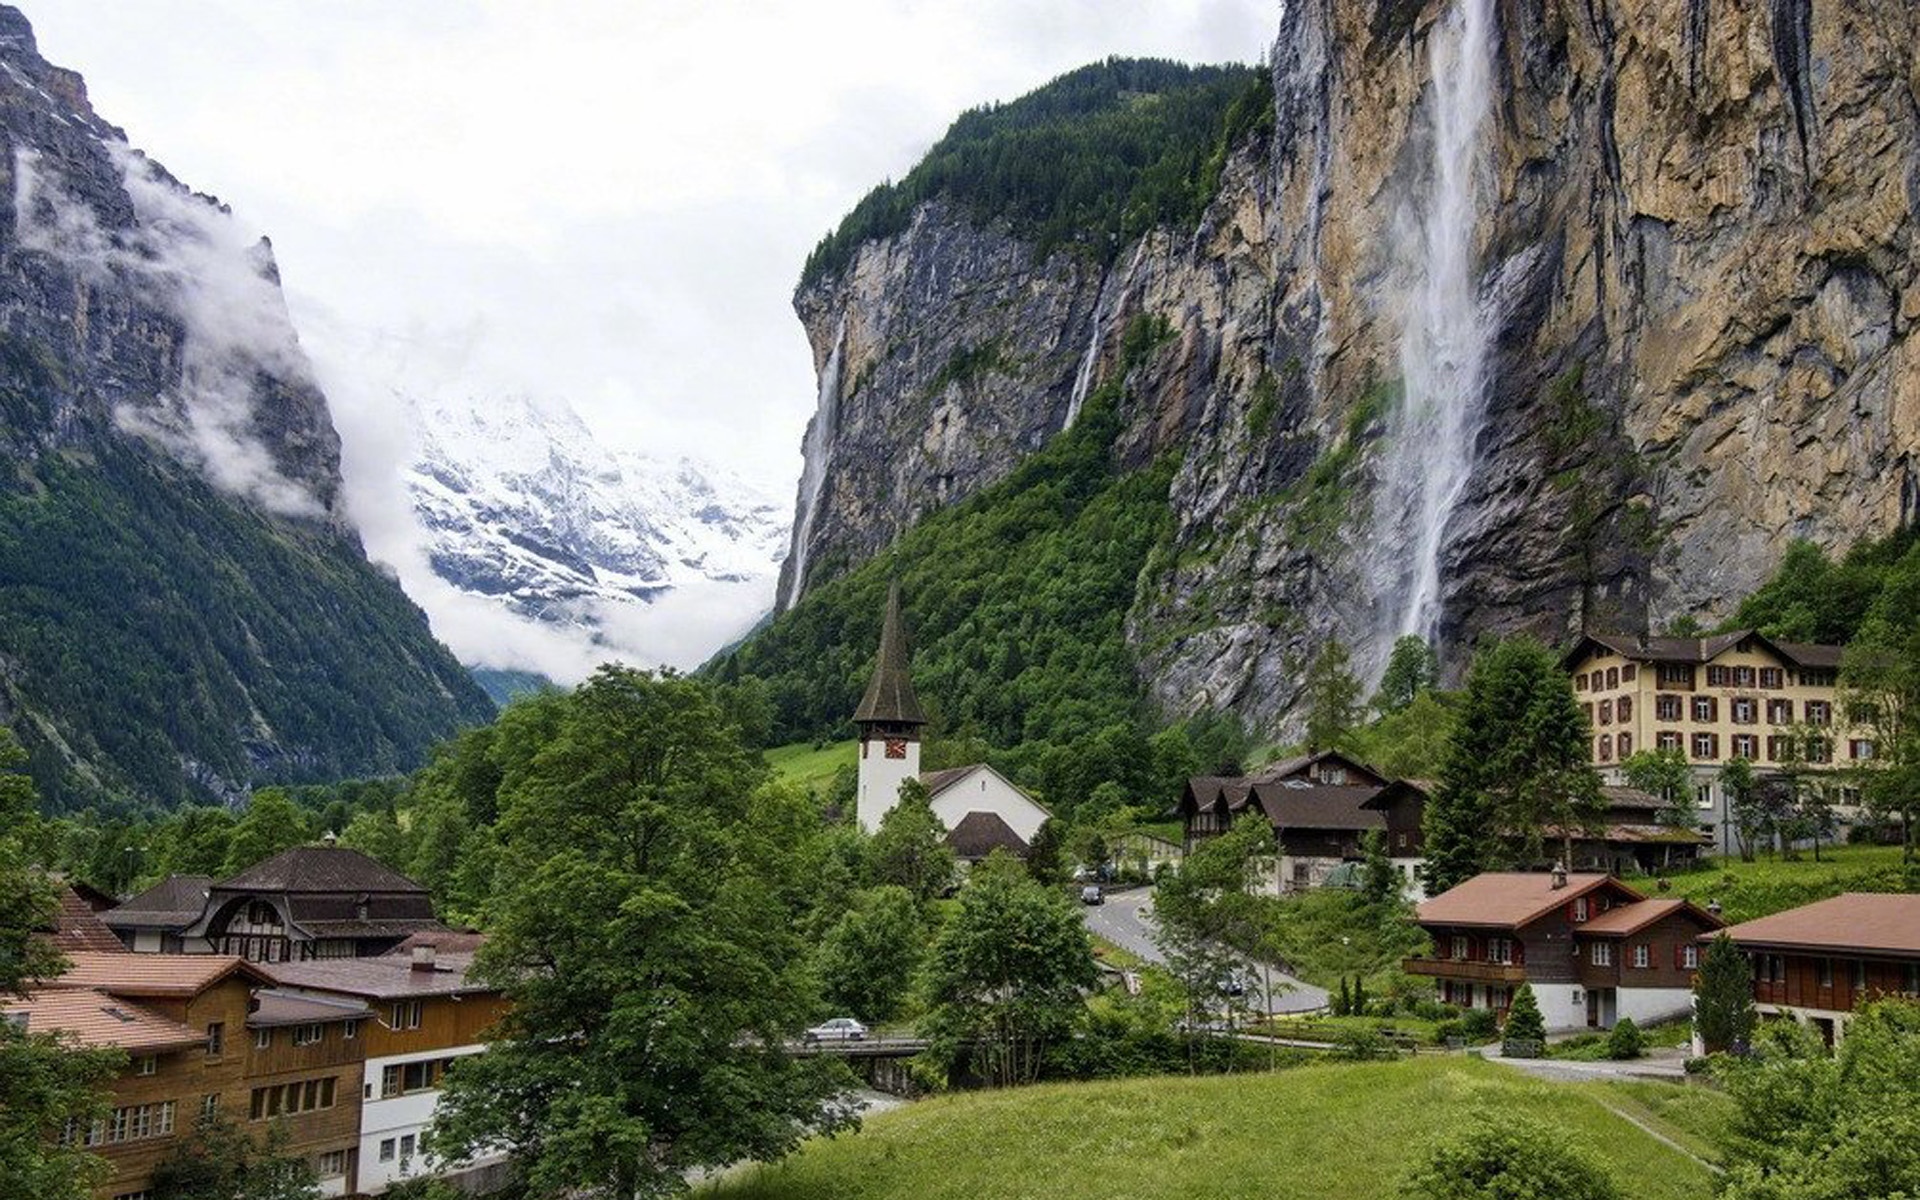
[403,393,788,637]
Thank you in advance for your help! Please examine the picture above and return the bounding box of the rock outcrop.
[779,0,1919,738]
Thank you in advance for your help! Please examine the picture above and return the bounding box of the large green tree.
[1372,635,1439,716]
[1421,636,1602,894]
[816,886,924,1024]
[425,668,853,1197]
[868,779,956,903]
[222,789,310,876]
[1693,933,1755,1054]
[1302,638,1364,754]
[922,865,1098,1088]
[1620,746,1694,826]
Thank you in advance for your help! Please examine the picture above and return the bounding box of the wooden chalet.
[1711,892,1920,1046]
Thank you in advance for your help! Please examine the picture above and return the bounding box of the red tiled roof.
[47,951,260,998]
[1576,898,1723,937]
[48,885,127,954]
[254,952,492,1000]
[1417,873,1634,930]
[1714,893,1920,957]
[4,989,204,1051]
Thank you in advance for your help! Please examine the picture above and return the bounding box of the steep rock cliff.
[778,1,1919,738]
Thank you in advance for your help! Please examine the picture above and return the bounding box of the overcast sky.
[28,1,1274,672]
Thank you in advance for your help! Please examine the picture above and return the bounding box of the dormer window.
[1572,897,1590,923]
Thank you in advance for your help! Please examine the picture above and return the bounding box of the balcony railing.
[1402,956,1529,984]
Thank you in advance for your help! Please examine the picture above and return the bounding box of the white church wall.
[926,766,1048,842]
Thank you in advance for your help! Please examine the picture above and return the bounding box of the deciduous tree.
[817,886,923,1023]
[868,778,955,902]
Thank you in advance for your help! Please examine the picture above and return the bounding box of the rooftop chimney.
[411,944,437,973]
[1707,899,1723,916]
[1550,861,1568,890]
[321,830,338,847]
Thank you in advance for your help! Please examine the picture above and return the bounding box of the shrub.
[1460,1008,1498,1042]
[1400,1114,1621,1200]
[1605,1018,1645,1060]
[1336,1027,1390,1061]
[1433,1020,1464,1047]
[1683,1055,1711,1075]
[1501,984,1547,1058]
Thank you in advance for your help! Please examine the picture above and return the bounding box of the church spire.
[853,580,927,727]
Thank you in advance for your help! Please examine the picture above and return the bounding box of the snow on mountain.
[402,392,788,641]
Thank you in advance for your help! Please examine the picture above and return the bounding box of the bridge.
[785,1035,930,1095]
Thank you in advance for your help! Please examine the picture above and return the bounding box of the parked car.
[1216,973,1248,997]
[803,1017,869,1043]
[1080,885,1104,905]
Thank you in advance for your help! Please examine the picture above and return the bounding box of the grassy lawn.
[1593,1080,1737,1167]
[705,1058,1719,1200]
[1547,1019,1692,1061]
[1630,843,1920,923]
[1255,1013,1442,1045]
[764,740,857,793]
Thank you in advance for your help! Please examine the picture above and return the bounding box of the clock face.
[884,738,908,760]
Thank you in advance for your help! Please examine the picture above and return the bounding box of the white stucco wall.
[926,766,1048,842]
[357,1043,502,1195]
[1534,983,1586,1031]
[1617,986,1695,1027]
[856,732,922,833]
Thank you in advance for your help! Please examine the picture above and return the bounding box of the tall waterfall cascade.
[1370,0,1497,655]
[782,315,848,611]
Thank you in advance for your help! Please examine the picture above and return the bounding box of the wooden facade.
[1716,893,1920,1045]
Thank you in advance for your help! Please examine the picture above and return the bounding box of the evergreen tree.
[1501,983,1546,1056]
[1359,829,1399,907]
[1694,932,1756,1054]
[1025,817,1067,886]
[1335,977,1351,1017]
[869,778,956,902]
[1351,975,1367,1017]
[1421,636,1602,894]
[1372,634,1439,715]
[1303,637,1364,753]
[1605,1017,1644,1060]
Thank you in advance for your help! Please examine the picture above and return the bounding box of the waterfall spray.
[782,315,848,611]
[1373,0,1495,648]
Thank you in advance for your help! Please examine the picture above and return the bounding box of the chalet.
[12,952,286,1199]
[1554,786,1712,875]
[107,846,447,963]
[1563,630,1864,853]
[852,585,1051,853]
[257,942,509,1195]
[1178,751,1429,894]
[1710,892,1920,1047]
[1405,870,1723,1030]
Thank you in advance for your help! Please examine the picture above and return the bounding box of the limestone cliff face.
[782,0,1919,737]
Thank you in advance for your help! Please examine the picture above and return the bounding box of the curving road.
[1081,887,1329,1015]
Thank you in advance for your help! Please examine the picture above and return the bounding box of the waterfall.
[1063,281,1112,429]
[1372,0,1496,648]
[781,315,848,611]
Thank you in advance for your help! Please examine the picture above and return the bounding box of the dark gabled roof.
[1564,629,1844,672]
[254,952,494,1000]
[46,885,127,953]
[1361,779,1434,811]
[944,811,1030,860]
[217,847,427,896]
[854,581,928,726]
[919,766,976,797]
[104,875,215,931]
[1251,749,1389,788]
[1251,783,1386,832]
[250,988,373,1028]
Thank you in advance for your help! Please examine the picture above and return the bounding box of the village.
[14,585,1920,1199]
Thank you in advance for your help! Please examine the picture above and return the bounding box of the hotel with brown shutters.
[1563,631,1868,854]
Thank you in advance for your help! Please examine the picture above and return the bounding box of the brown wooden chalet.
[1555,785,1712,875]
[1179,749,1389,844]
[1405,870,1723,1030]
[110,845,448,964]
[1711,893,1920,1046]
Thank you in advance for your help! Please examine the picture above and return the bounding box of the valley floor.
[704,1057,1728,1200]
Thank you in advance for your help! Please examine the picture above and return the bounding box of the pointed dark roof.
[217,846,427,895]
[853,582,927,726]
[104,875,216,931]
[944,811,1030,861]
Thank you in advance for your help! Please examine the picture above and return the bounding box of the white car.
[804,1017,869,1044]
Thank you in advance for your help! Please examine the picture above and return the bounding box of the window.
[1852,739,1877,760]
[1606,667,1620,689]
[1732,734,1758,760]
[103,1102,172,1144]
[114,1192,153,1200]
[1733,666,1756,688]
[317,1150,348,1178]
[1731,698,1757,724]
[246,901,278,927]
[400,1134,417,1161]
[1617,696,1632,723]
[1631,944,1649,969]
[1768,698,1794,725]
[1582,702,1594,725]
[1617,732,1633,757]
[1575,672,1589,691]
[1906,964,1919,996]
[1806,700,1832,726]
[1572,897,1590,923]
[342,1019,359,1040]
[1817,958,1834,988]
[390,1000,423,1031]
[249,1077,336,1120]
[1852,960,1868,990]
[1598,699,1614,726]
[379,1139,396,1163]
[1657,694,1682,721]
[1696,782,1716,810]
[1622,664,1637,682]
[1598,734,1613,762]
[1767,735,1791,762]
[200,1094,218,1119]
[1800,668,1838,687]
[206,1022,224,1057]
[1706,665,1729,687]
[1657,663,1695,688]
[1658,731,1681,751]
[254,1028,272,1050]
[404,1060,437,1092]
[1692,732,1720,760]
[381,1064,402,1096]
[1760,667,1783,688]
[134,1055,156,1076]
[1591,942,1612,966]
[292,1024,323,1047]
[1692,695,1718,722]
[1682,944,1700,970]
[1488,938,1513,965]
[1806,737,1834,764]
[1451,936,1468,961]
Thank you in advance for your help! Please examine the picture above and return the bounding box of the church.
[854,584,1051,861]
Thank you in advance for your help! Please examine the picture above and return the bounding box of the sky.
[28,0,1276,674]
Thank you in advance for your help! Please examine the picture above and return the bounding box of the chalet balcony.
[1402,956,1529,984]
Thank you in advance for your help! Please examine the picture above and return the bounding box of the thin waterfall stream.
[782,315,848,611]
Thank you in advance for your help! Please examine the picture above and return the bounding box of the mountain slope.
[0,7,493,810]
[766,11,1918,739]
[405,393,787,636]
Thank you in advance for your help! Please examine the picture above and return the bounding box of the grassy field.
[764,740,858,793]
[1595,1080,1736,1167]
[705,1058,1720,1200]
[1631,843,1920,923]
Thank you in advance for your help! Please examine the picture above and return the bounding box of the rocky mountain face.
[779,0,1919,737]
[406,393,788,635]
[0,7,494,808]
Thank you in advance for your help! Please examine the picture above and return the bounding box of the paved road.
[1081,887,1329,1015]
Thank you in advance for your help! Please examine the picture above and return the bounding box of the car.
[1215,974,1248,997]
[804,1017,869,1044]
[1080,885,1104,905]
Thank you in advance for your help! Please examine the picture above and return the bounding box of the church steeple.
[854,581,926,832]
